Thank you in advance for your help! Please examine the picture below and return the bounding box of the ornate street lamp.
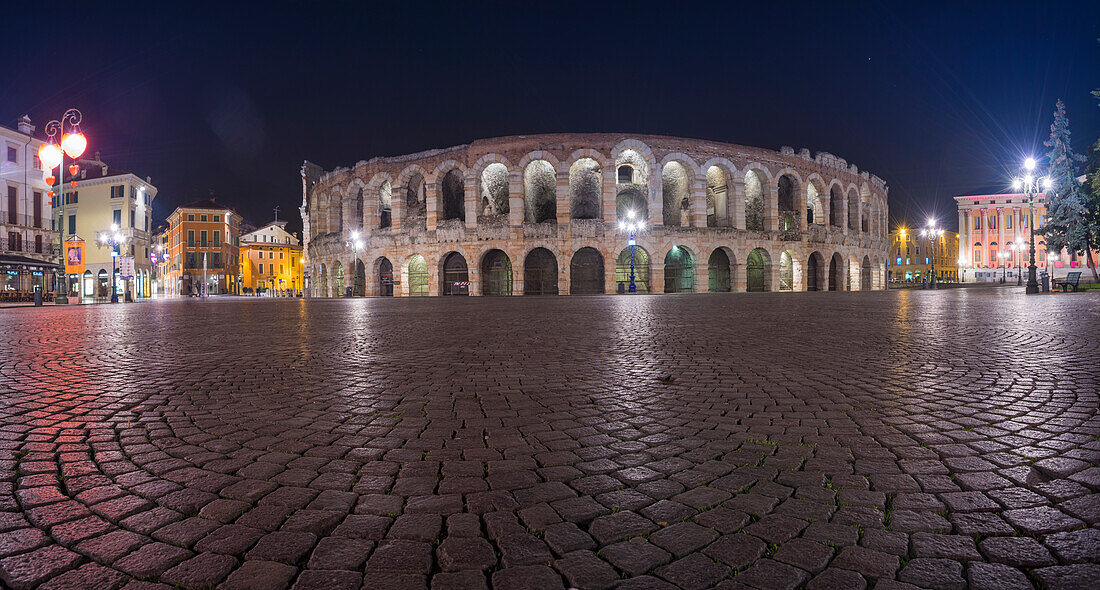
[921,219,944,288]
[1046,251,1059,289]
[1013,242,1025,286]
[618,210,645,293]
[98,224,126,303]
[1012,158,1053,294]
[39,109,88,304]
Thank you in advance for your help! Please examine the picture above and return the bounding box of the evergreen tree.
[1039,100,1092,278]
[1083,138,1100,280]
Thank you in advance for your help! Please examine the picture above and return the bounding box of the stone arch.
[347,178,367,232]
[397,165,430,226]
[707,247,735,292]
[776,170,802,231]
[746,248,771,292]
[742,165,772,231]
[702,158,736,227]
[569,157,602,220]
[779,250,796,291]
[861,255,873,290]
[611,140,655,183]
[435,162,468,222]
[367,173,394,229]
[480,248,512,296]
[472,154,513,217]
[523,247,559,295]
[404,254,429,296]
[847,186,860,231]
[828,181,845,228]
[660,155,697,227]
[374,256,394,296]
[521,156,558,224]
[664,245,695,293]
[805,174,827,225]
[352,258,367,297]
[828,252,844,291]
[440,251,470,295]
[615,245,650,294]
[570,247,605,295]
[806,251,825,291]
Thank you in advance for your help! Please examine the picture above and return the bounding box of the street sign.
[119,256,135,279]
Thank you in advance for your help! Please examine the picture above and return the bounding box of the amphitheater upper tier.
[301,133,889,297]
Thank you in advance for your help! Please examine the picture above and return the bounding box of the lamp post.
[98,224,126,303]
[1012,158,1053,294]
[39,109,88,304]
[1047,252,1059,290]
[618,210,645,293]
[920,219,944,288]
[997,251,1008,283]
[346,231,364,297]
[957,257,966,283]
[1014,242,1024,286]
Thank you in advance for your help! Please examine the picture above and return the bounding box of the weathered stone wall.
[302,134,889,297]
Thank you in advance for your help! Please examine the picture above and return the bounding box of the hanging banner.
[119,256,135,279]
[64,238,85,275]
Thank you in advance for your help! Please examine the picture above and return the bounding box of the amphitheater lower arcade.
[301,134,889,297]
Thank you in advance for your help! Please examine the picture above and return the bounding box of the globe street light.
[1013,242,1025,286]
[618,210,645,293]
[39,109,88,304]
[997,251,1008,284]
[345,231,364,297]
[98,224,126,303]
[1046,251,1059,289]
[920,220,944,288]
[1012,158,1053,294]
[957,256,967,283]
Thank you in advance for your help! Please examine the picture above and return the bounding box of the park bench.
[1054,271,1082,292]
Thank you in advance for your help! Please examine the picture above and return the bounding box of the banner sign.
[64,238,85,275]
[119,257,136,279]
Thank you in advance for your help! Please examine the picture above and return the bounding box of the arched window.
[524,161,556,223]
[569,159,601,220]
[480,163,509,216]
[617,165,634,184]
[662,162,690,227]
[705,166,730,227]
[440,169,465,221]
[744,170,765,231]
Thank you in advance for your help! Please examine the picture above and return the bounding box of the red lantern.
[47,190,54,199]
[69,164,79,176]
[70,180,77,189]
[45,175,56,186]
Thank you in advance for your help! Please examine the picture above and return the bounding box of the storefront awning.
[0,254,60,272]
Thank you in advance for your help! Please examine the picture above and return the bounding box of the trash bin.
[922,278,928,290]
[1041,273,1049,293]
[34,290,42,306]
[345,286,352,298]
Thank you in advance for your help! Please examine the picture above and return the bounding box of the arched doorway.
[524,248,558,295]
[708,249,732,292]
[334,264,346,297]
[664,246,694,293]
[806,252,823,291]
[828,254,842,291]
[570,248,604,294]
[354,260,366,297]
[377,258,394,296]
[97,269,108,297]
[407,255,428,296]
[861,256,872,290]
[442,252,469,295]
[779,251,794,291]
[615,246,650,294]
[746,248,769,292]
[481,249,512,296]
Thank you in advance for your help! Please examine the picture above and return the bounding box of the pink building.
[955,192,1094,282]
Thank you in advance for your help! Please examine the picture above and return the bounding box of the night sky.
[3,1,1097,234]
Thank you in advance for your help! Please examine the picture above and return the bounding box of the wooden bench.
[1054,271,1082,292]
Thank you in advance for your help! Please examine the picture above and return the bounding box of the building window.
[896,256,902,265]
[1006,216,1013,229]
[988,215,997,230]
[258,251,263,259]
[68,214,76,235]
[905,258,911,265]
[6,186,15,224]
[925,257,930,265]
[1022,215,1028,229]
[259,263,264,274]
[110,185,124,198]
[112,210,122,226]
[186,252,196,267]
[68,190,78,204]
[279,252,284,259]
[213,230,221,247]
[974,217,981,230]
[35,235,42,253]
[617,165,633,184]
[6,146,16,163]
[200,230,208,247]
[129,209,135,228]
[214,215,220,222]
[187,230,195,247]
[200,214,207,222]
[33,192,42,228]
[280,264,284,273]
[188,214,195,221]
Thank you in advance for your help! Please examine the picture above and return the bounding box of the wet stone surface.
[0,291,1098,589]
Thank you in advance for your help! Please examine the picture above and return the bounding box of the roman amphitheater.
[300,134,889,297]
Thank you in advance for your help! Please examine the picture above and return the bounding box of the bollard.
[34,290,42,306]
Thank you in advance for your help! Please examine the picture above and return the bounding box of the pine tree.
[1039,100,1092,279]
[1083,138,1100,280]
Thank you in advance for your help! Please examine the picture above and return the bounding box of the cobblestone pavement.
[1,290,1098,590]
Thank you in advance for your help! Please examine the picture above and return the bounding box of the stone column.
[731,179,746,230]
[428,262,440,296]
[694,261,708,293]
[648,176,663,228]
[842,197,849,236]
[508,173,524,227]
[556,172,570,225]
[425,183,439,231]
[733,261,746,292]
[651,263,665,294]
[469,267,481,296]
[392,187,405,231]
[605,251,618,294]
[765,185,779,232]
[768,260,781,292]
[464,177,478,230]
[602,169,616,224]
[797,186,808,231]
[688,181,706,228]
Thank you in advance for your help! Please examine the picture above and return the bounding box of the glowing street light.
[921,219,945,288]
[41,109,87,304]
[345,230,364,297]
[99,224,127,303]
[619,209,645,293]
[1012,158,1052,294]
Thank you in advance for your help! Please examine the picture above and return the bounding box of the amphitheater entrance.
[524,248,558,295]
[615,246,650,294]
[664,246,694,293]
[353,260,366,297]
[408,255,429,296]
[746,248,770,292]
[334,264,345,297]
[861,256,872,290]
[828,254,842,291]
[377,258,394,296]
[442,252,469,295]
[481,249,512,296]
[569,247,604,294]
[806,252,823,291]
[779,251,794,291]
[708,249,731,292]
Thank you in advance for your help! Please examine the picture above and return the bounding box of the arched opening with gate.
[407,255,429,296]
[334,264,345,297]
[616,246,650,294]
[664,246,695,293]
[746,248,770,292]
[524,248,558,295]
[779,251,794,291]
[861,256,872,290]
[353,260,366,297]
[379,181,392,228]
[777,175,797,231]
[377,257,394,296]
[806,251,823,291]
[481,249,512,296]
[442,252,469,295]
[708,248,732,292]
[570,247,604,295]
[828,253,843,291]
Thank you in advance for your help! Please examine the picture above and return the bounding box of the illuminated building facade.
[888,227,959,284]
[163,199,242,296]
[239,220,303,296]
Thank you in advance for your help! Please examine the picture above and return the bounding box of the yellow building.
[889,225,959,284]
[239,220,303,296]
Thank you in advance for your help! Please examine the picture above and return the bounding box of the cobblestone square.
[1,290,1098,589]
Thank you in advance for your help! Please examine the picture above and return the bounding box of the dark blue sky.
[3,1,1097,232]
